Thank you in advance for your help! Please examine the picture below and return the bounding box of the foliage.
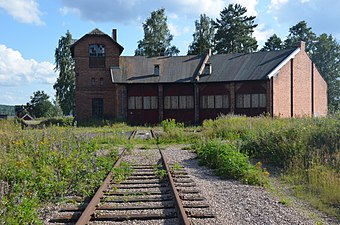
[0,122,121,223]
[135,8,179,57]
[188,14,215,55]
[41,116,74,127]
[195,139,268,186]
[261,34,283,51]
[112,162,134,183]
[28,90,54,118]
[54,30,75,116]
[213,4,258,54]
[284,20,316,54]
[311,33,340,113]
[0,105,15,116]
[201,115,340,217]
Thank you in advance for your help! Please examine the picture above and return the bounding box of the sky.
[0,0,339,106]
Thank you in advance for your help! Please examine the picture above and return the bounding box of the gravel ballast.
[42,147,339,224]
[162,147,339,225]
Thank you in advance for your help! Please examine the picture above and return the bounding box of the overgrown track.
[49,130,214,224]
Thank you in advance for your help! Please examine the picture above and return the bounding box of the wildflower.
[255,161,262,169]
[263,171,270,176]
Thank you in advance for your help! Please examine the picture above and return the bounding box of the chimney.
[298,41,305,51]
[112,29,117,41]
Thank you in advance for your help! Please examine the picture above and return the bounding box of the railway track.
[49,130,214,224]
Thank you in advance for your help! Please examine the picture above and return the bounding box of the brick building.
[71,28,327,124]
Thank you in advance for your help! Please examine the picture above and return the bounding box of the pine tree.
[135,8,179,57]
[311,34,340,113]
[54,30,75,115]
[261,34,283,51]
[187,14,215,55]
[284,21,316,54]
[214,4,258,54]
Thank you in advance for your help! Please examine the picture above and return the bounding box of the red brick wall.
[272,48,327,117]
[273,61,292,117]
[313,65,328,116]
[292,50,312,116]
[73,34,121,121]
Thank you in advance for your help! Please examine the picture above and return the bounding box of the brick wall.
[272,44,328,117]
[73,34,121,121]
[313,64,328,116]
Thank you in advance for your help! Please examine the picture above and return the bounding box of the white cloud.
[168,23,191,37]
[0,45,57,87]
[253,24,274,42]
[268,0,289,12]
[0,0,44,25]
[60,0,258,22]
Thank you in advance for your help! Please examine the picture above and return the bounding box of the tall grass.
[0,120,128,224]
[201,114,340,218]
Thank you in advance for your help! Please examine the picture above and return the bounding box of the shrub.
[195,139,268,186]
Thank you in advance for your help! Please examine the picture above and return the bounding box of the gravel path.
[162,147,339,225]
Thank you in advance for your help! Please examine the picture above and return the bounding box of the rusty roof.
[112,55,205,83]
[111,48,298,84]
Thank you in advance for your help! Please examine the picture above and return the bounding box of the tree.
[188,14,215,55]
[311,33,340,113]
[261,34,283,51]
[29,91,53,118]
[284,21,316,54]
[54,30,75,115]
[135,8,179,57]
[214,4,258,54]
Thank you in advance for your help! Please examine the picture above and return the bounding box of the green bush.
[195,139,268,186]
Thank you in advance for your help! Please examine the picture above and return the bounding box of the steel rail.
[159,149,191,225]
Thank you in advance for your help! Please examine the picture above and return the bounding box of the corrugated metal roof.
[112,55,205,83]
[199,48,297,82]
[111,48,297,83]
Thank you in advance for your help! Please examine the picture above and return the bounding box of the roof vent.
[204,63,212,75]
[154,65,160,76]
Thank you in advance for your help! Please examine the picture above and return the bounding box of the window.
[201,95,229,109]
[128,96,158,109]
[236,94,266,108]
[89,44,105,68]
[154,65,160,75]
[204,63,212,74]
[92,98,103,118]
[100,78,104,86]
[89,44,105,57]
[91,77,95,86]
[164,95,194,109]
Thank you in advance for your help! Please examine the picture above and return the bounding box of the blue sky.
[0,0,339,105]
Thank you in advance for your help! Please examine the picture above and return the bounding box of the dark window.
[128,96,158,109]
[201,95,229,109]
[100,77,104,86]
[91,77,95,86]
[164,96,194,109]
[89,44,105,68]
[92,98,103,118]
[236,94,266,108]
[204,63,211,74]
[154,65,160,75]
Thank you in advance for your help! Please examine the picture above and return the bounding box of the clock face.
[89,44,105,57]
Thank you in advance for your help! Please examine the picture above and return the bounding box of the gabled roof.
[199,48,298,82]
[111,47,300,84]
[71,28,124,55]
[111,55,205,83]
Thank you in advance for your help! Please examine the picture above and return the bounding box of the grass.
[1,114,339,222]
